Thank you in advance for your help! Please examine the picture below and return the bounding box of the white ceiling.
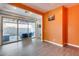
[0,3,42,20]
[25,3,76,12]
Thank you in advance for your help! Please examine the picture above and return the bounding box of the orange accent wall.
[68,4,79,45]
[43,6,68,46]
[62,7,68,46]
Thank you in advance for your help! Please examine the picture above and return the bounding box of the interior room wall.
[43,6,68,46]
[68,4,79,46]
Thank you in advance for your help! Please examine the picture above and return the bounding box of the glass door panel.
[29,22,35,38]
[18,20,29,40]
[2,18,17,44]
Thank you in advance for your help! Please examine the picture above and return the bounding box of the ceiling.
[0,3,42,20]
[0,3,76,20]
[24,3,76,12]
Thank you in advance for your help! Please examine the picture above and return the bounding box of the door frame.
[1,16,19,45]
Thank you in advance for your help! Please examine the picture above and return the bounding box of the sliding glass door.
[29,22,35,38]
[18,20,36,40]
[1,17,36,45]
[18,20,29,40]
[2,18,17,44]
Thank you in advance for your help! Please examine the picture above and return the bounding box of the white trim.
[43,40,63,47]
[41,16,42,41]
[67,43,79,48]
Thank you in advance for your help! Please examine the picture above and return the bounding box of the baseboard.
[67,43,79,48]
[43,40,63,47]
